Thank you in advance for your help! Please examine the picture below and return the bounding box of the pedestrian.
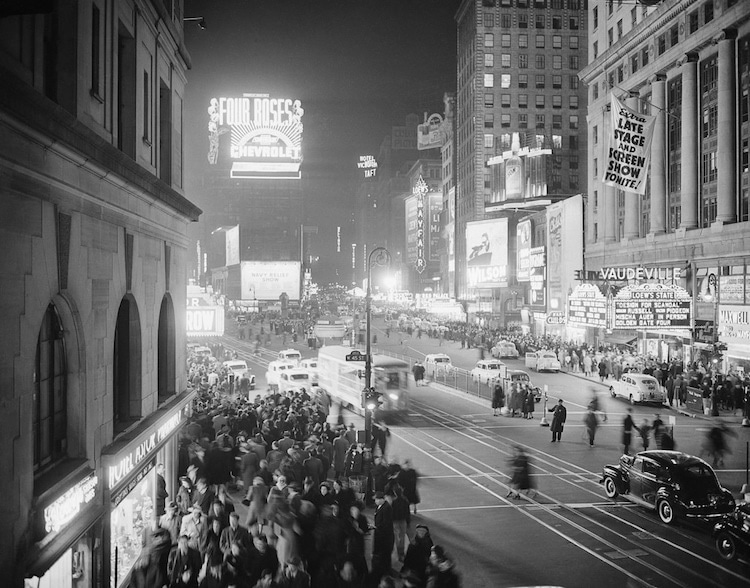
[622,408,639,455]
[523,387,535,420]
[389,486,411,562]
[638,418,652,450]
[652,413,665,449]
[371,491,395,582]
[425,545,461,587]
[598,358,608,382]
[402,524,433,585]
[397,459,420,515]
[583,408,599,447]
[507,445,535,499]
[492,381,505,417]
[549,399,567,442]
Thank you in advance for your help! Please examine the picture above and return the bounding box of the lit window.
[485,53,494,67]
[484,33,494,47]
[484,74,494,87]
[552,36,562,49]
[484,134,495,148]
[536,35,545,48]
[501,74,511,88]
[501,54,511,68]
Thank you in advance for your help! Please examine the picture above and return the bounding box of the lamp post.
[365,246,391,444]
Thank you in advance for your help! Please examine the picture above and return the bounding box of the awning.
[603,334,637,348]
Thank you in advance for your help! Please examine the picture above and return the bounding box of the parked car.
[502,369,542,402]
[713,503,750,561]
[491,340,519,359]
[470,359,506,385]
[600,451,736,525]
[278,368,315,394]
[609,373,665,405]
[265,360,297,391]
[424,353,453,377]
[223,359,249,378]
[525,350,562,372]
[277,348,302,365]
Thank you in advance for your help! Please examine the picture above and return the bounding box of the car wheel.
[609,386,616,398]
[603,476,619,499]
[715,531,738,561]
[657,499,675,525]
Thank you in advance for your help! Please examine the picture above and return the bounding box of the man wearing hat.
[159,501,182,545]
[372,491,394,580]
[281,555,310,586]
[278,430,295,454]
[402,524,433,584]
[220,512,252,556]
[179,505,208,552]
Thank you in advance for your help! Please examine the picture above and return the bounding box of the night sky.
[183,0,459,221]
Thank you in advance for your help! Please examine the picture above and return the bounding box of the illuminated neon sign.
[207,93,304,180]
[44,473,98,534]
[357,155,378,178]
[413,176,428,274]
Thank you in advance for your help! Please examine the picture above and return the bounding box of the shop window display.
[110,467,154,587]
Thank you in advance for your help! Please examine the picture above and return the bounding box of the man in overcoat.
[549,399,567,442]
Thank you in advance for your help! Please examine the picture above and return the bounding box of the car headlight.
[389,393,399,400]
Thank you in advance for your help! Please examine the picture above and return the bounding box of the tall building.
[455,0,588,316]
[580,0,750,368]
[0,1,201,586]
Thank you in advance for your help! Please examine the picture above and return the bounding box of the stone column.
[650,75,667,234]
[603,103,617,242]
[716,30,737,224]
[623,95,640,240]
[679,53,699,230]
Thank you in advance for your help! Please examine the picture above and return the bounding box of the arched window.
[157,294,175,403]
[34,304,67,472]
[113,296,142,433]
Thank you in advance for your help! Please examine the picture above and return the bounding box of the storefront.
[718,304,750,374]
[102,389,195,588]
[24,469,104,588]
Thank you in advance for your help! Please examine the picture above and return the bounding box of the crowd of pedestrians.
[129,348,461,588]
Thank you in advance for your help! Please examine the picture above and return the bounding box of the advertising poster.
[567,283,607,328]
[517,219,532,282]
[207,93,304,179]
[547,203,563,296]
[240,261,301,301]
[603,95,656,194]
[718,305,750,348]
[417,113,444,150]
[225,225,240,266]
[465,218,508,288]
[529,246,546,306]
[404,195,419,268]
[428,193,443,263]
[719,275,745,304]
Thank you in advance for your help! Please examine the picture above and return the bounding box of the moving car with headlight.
[470,359,507,385]
[600,451,735,525]
[278,348,302,364]
[525,350,562,372]
[712,503,750,561]
[265,360,297,392]
[491,340,519,359]
[609,373,665,405]
[278,368,316,394]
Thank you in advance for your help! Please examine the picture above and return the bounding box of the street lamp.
[365,246,391,444]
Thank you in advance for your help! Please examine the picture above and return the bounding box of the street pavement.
[215,319,750,587]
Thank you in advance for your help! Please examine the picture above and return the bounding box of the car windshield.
[290,374,309,381]
[434,357,449,363]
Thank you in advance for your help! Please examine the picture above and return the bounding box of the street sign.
[345,350,367,362]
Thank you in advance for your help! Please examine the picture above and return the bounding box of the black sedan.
[600,451,736,525]
[713,503,750,561]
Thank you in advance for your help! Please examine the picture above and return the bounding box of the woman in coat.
[491,382,505,417]
[523,388,535,420]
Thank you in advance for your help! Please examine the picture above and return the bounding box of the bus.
[317,345,409,420]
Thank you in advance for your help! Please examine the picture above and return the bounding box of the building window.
[552,36,562,50]
[608,28,614,47]
[701,56,718,95]
[570,135,579,150]
[91,3,103,98]
[501,54,511,68]
[519,14,528,29]
[553,115,562,129]
[142,69,151,142]
[608,0,614,16]
[642,46,649,67]
[592,124,598,144]
[501,94,511,107]
[501,74,511,88]
[536,15,545,29]
[536,114,545,129]
[484,33,494,47]
[552,95,562,109]
[593,41,598,60]
[34,304,67,472]
[569,75,579,90]
[157,295,176,404]
[501,13,512,28]
[570,16,579,30]
[631,7,638,28]
[569,96,578,109]
[485,53,494,67]
[570,36,579,50]
[593,223,598,241]
[485,114,495,128]
[689,11,699,34]
[519,114,528,128]
[501,114,511,128]
[570,156,579,169]
[519,54,528,68]
[553,55,562,69]
[617,19,623,40]
[658,34,666,55]
[593,158,598,177]
[484,73,494,87]
[500,134,512,149]
[552,75,562,89]
[519,34,528,48]
[569,115,579,129]
[536,95,545,108]
[535,0,545,8]
[484,93,495,107]
[484,134,494,148]
[593,6,598,29]
[704,2,713,24]
[592,83,599,101]
[536,55,545,69]
[670,24,678,47]
[114,295,142,433]
[519,94,528,108]
[501,34,511,48]
[536,75,545,89]
[617,66,624,83]
[484,12,495,28]
[536,35,545,48]
[702,104,718,138]
[552,16,562,30]
[569,55,579,69]
[631,53,639,74]
[518,74,528,88]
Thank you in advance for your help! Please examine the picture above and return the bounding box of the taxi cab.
[491,340,519,359]
[265,360,297,391]
[277,348,302,365]
[609,373,665,405]
[470,359,506,385]
[424,354,453,377]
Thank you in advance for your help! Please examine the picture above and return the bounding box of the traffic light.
[364,387,383,411]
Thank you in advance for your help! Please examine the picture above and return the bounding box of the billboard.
[604,95,656,194]
[465,218,509,288]
[357,155,377,178]
[207,94,304,180]
[186,295,225,338]
[528,246,546,306]
[612,283,691,330]
[240,261,301,301]
[516,219,532,282]
[567,283,607,328]
[417,113,444,150]
[225,225,240,266]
